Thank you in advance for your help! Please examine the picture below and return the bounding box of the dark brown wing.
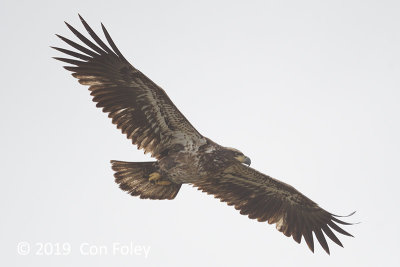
[193,163,354,254]
[52,15,204,158]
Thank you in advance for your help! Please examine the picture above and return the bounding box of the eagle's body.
[158,138,240,184]
[53,15,354,255]
[159,146,204,184]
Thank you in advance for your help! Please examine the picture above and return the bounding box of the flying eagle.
[53,15,354,254]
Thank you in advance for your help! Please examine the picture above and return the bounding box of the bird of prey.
[53,15,354,254]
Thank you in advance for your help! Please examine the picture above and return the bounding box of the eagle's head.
[225,147,251,166]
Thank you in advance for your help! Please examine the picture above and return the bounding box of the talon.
[156,180,172,186]
[148,172,161,182]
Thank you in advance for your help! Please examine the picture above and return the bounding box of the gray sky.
[1,0,399,266]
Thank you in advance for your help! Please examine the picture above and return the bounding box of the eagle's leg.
[148,172,171,186]
[155,180,172,186]
[149,172,161,182]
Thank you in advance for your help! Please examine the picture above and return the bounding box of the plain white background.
[1,0,399,266]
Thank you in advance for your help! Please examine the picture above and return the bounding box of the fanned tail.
[111,160,181,200]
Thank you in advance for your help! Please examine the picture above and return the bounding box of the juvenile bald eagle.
[53,15,354,254]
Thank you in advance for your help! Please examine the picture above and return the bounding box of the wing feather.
[53,15,204,158]
[193,163,354,254]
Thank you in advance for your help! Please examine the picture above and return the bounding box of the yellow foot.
[148,172,161,182]
[155,180,172,186]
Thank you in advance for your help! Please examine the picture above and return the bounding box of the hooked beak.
[243,156,251,166]
[236,155,251,166]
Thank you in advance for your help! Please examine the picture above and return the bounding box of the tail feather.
[111,160,181,200]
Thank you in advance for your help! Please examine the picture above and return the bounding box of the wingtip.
[78,14,87,24]
[64,21,73,29]
[50,46,63,52]
[343,211,356,217]
[330,210,358,227]
[331,211,356,217]
[323,244,330,255]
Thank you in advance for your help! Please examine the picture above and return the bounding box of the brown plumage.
[111,161,181,200]
[53,15,354,255]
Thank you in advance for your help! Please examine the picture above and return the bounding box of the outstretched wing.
[52,15,204,158]
[193,163,354,254]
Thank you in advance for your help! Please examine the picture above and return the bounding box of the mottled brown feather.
[111,160,181,200]
[193,163,354,254]
[53,16,203,158]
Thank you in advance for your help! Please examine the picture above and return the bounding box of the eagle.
[53,15,354,255]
